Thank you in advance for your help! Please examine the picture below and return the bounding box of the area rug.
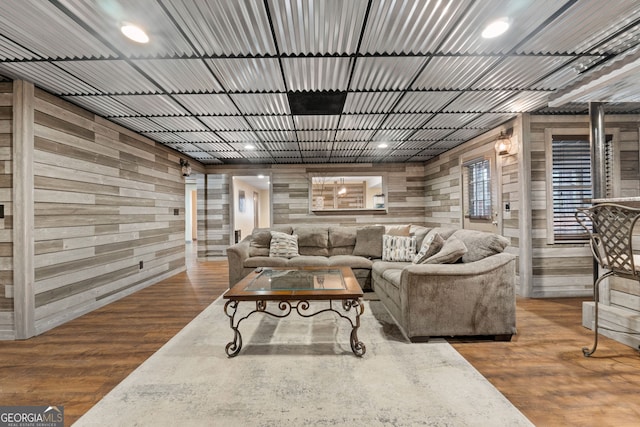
[74,296,533,426]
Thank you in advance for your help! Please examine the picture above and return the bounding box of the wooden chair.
[575,202,640,356]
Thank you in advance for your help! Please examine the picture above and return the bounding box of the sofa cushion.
[381,268,404,285]
[352,225,385,258]
[413,232,445,264]
[294,226,330,256]
[382,234,417,262]
[269,231,299,259]
[329,226,357,256]
[328,255,373,269]
[410,225,431,248]
[385,224,411,236]
[372,261,411,276]
[286,255,330,267]
[244,256,289,268]
[451,229,510,263]
[423,236,467,264]
[249,226,293,257]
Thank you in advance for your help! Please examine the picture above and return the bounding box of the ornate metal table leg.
[345,299,366,357]
[224,299,242,357]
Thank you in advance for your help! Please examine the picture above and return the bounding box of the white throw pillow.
[382,234,416,262]
[269,231,299,259]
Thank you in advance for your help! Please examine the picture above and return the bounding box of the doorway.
[232,175,271,243]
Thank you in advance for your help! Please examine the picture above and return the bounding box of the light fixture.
[337,178,347,196]
[120,23,149,43]
[245,144,255,150]
[494,132,512,156]
[378,143,388,149]
[180,158,192,177]
[482,17,510,39]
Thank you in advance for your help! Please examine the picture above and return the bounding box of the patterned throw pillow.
[269,231,299,258]
[382,234,416,262]
[413,232,445,264]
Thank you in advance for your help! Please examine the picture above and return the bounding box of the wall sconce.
[180,158,192,177]
[494,132,512,156]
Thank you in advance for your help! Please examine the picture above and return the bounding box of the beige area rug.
[74,296,533,427]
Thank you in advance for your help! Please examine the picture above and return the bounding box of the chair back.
[575,203,640,279]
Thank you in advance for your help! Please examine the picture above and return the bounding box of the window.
[465,159,492,219]
[551,135,613,241]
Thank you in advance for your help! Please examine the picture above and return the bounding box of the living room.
[1,1,640,426]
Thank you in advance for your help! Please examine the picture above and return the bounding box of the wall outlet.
[139,260,143,269]
[174,208,179,216]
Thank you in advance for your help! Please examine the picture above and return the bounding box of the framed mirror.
[310,174,386,213]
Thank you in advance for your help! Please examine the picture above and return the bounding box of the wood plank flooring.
[1,257,639,426]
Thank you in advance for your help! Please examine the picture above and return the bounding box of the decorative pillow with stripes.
[382,234,416,262]
[269,231,299,259]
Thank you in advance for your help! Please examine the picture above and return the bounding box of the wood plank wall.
[0,82,13,339]
[27,87,189,335]
[199,163,425,258]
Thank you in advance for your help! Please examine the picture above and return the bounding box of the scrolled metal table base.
[224,299,365,357]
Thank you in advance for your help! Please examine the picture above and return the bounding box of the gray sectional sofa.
[226,224,517,342]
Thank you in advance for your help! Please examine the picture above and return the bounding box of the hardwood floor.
[1,257,639,426]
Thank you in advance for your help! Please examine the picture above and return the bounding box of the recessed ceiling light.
[258,174,264,179]
[121,23,149,43]
[482,18,510,39]
[245,144,255,150]
[378,143,388,148]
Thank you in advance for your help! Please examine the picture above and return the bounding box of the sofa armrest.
[227,238,251,287]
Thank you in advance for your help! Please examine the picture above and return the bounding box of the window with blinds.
[466,159,492,220]
[551,135,612,240]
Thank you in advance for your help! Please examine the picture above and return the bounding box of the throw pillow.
[382,234,417,262]
[249,229,272,257]
[413,232,445,264]
[423,236,467,264]
[450,229,510,263]
[269,231,299,259]
[385,224,411,236]
[353,225,385,258]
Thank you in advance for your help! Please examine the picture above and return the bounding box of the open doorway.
[232,175,271,243]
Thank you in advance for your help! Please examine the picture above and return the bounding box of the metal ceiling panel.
[0,34,43,61]
[429,139,468,150]
[111,95,188,116]
[351,57,426,90]
[58,0,195,57]
[110,117,168,132]
[133,59,223,93]
[159,0,275,55]
[150,116,209,131]
[536,103,589,114]
[394,91,460,113]
[255,130,296,142]
[0,62,98,95]
[531,56,604,90]
[438,0,564,54]
[268,0,367,54]
[443,91,516,113]
[493,92,550,113]
[213,151,245,159]
[0,1,115,59]
[216,131,258,142]
[57,61,160,94]
[446,128,487,141]
[332,141,368,150]
[335,130,376,141]
[230,94,290,115]
[297,130,335,142]
[246,115,294,131]
[428,113,480,128]
[165,143,203,152]
[381,113,433,130]
[516,0,640,55]
[282,57,353,91]
[190,142,233,152]
[141,133,186,143]
[174,132,223,143]
[173,94,240,115]
[343,92,402,113]
[466,113,515,129]
[472,56,573,90]
[412,128,456,140]
[338,114,386,130]
[398,140,437,150]
[198,116,251,131]
[371,130,414,141]
[360,0,471,54]
[294,115,340,130]
[205,58,285,92]
[299,142,332,151]
[412,57,500,90]
[63,95,139,117]
[259,141,297,151]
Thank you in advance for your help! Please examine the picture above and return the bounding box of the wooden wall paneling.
[0,82,13,339]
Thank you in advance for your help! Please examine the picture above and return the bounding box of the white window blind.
[466,159,492,220]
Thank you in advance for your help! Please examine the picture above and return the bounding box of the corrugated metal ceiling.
[0,0,638,165]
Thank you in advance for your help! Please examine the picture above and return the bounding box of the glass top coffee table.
[223,266,365,357]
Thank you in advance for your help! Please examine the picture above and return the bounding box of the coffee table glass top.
[244,269,346,291]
